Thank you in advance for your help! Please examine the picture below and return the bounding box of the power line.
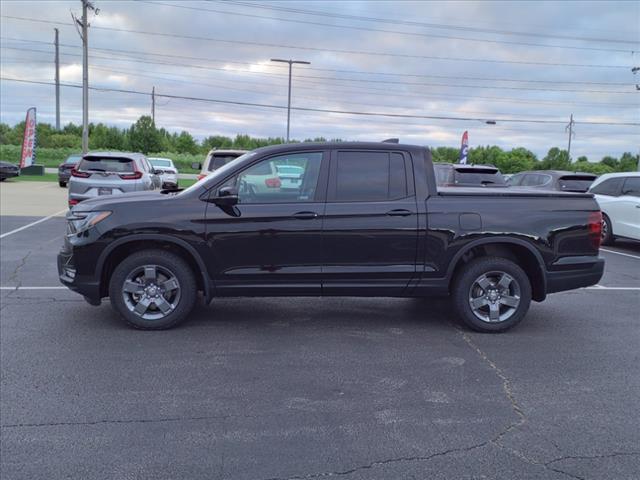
[2,45,636,98]
[1,15,633,69]
[2,77,638,127]
[221,0,640,46]
[3,47,637,110]
[1,36,633,87]
[141,0,635,54]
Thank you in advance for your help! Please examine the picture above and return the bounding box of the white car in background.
[148,157,179,189]
[275,164,304,190]
[195,149,248,181]
[589,172,640,244]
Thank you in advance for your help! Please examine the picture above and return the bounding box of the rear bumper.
[546,257,604,294]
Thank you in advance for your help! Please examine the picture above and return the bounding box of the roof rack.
[382,138,399,143]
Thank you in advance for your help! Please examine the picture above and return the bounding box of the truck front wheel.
[452,256,532,333]
[108,249,197,330]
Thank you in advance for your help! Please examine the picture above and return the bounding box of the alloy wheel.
[468,270,521,323]
[121,264,181,320]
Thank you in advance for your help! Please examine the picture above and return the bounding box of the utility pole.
[565,113,575,160]
[54,28,60,130]
[151,86,155,123]
[72,0,98,154]
[270,58,310,142]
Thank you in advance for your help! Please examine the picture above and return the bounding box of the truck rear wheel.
[452,256,531,333]
[108,250,197,330]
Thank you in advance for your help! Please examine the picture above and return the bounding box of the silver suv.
[68,152,161,207]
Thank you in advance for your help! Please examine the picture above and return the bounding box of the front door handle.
[386,209,412,217]
[292,211,318,219]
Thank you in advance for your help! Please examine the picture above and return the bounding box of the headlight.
[67,210,112,235]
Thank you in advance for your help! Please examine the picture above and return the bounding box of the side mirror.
[212,186,239,206]
[191,162,202,170]
[153,169,163,175]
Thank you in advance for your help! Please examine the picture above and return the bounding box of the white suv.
[589,172,640,244]
[194,149,247,181]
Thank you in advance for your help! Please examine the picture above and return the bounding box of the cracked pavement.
[1,214,639,479]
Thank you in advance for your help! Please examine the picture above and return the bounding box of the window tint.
[622,177,640,197]
[590,177,623,196]
[234,152,322,204]
[434,164,453,186]
[78,157,134,173]
[209,155,241,171]
[335,151,409,201]
[507,173,524,186]
[521,173,550,187]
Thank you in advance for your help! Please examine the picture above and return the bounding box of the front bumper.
[57,247,101,302]
[0,169,20,179]
[546,257,605,294]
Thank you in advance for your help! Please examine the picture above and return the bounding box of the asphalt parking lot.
[1,182,639,479]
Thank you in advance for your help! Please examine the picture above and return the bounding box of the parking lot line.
[0,209,67,239]
[0,286,68,290]
[600,248,640,260]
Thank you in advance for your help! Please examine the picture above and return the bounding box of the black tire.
[601,213,614,246]
[0,177,6,182]
[452,256,532,333]
[108,249,197,330]
[59,181,66,188]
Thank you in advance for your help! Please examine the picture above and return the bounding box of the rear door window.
[332,151,410,202]
[78,157,134,173]
[590,178,624,196]
[622,177,640,197]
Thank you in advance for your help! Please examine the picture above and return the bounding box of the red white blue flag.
[20,107,37,168]
[459,130,468,164]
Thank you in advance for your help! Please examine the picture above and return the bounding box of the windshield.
[149,158,172,168]
[179,151,257,196]
[454,169,506,186]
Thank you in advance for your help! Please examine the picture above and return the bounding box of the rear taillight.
[68,198,80,206]
[588,211,602,250]
[265,177,281,188]
[119,171,143,180]
[71,169,90,178]
[197,174,207,181]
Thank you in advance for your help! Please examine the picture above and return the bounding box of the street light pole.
[270,58,310,142]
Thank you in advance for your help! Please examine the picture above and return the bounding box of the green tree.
[431,146,459,163]
[538,147,571,170]
[174,131,199,154]
[127,116,161,154]
[201,135,233,152]
[600,156,618,169]
[576,155,588,163]
[468,145,505,166]
[497,147,538,173]
[618,152,639,172]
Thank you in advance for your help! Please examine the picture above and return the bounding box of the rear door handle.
[292,211,318,219]
[386,209,412,217]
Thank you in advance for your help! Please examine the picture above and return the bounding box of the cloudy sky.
[1,0,638,159]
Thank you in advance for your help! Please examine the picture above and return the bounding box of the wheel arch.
[447,237,547,302]
[97,234,212,301]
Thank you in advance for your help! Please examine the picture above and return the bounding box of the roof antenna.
[382,138,399,143]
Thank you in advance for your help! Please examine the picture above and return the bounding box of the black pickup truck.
[58,142,604,332]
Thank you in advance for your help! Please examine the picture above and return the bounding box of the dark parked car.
[58,142,604,333]
[0,161,20,181]
[58,154,82,187]
[434,163,507,187]
[507,170,597,193]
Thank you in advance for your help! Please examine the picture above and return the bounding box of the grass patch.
[6,173,59,182]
